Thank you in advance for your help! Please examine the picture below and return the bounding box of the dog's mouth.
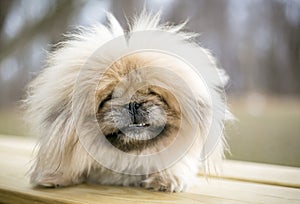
[105,123,151,140]
[105,131,120,141]
[128,123,150,128]
[104,123,168,152]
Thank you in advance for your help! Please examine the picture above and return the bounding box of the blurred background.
[0,0,299,167]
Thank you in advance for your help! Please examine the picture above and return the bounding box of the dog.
[23,12,232,192]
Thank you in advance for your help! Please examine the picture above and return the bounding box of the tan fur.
[23,12,233,192]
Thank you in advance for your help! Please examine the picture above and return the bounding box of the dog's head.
[95,55,182,152]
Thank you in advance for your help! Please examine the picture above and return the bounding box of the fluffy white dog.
[24,12,232,192]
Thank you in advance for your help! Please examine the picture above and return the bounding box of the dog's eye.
[149,90,168,106]
[149,90,158,96]
[98,94,112,109]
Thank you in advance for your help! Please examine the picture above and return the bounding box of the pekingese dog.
[23,12,232,192]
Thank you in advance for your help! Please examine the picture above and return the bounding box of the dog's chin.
[104,123,170,152]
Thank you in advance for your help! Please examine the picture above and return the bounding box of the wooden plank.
[200,160,300,188]
[0,135,300,204]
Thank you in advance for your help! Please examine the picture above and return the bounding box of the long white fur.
[23,11,233,192]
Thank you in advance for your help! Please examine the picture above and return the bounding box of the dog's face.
[96,56,181,152]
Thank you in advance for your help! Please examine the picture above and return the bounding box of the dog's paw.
[141,174,187,192]
[31,171,77,188]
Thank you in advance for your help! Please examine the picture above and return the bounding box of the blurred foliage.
[0,0,300,108]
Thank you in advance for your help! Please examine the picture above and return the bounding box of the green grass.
[0,109,29,136]
[0,97,300,167]
[225,97,300,167]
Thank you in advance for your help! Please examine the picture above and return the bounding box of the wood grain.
[199,160,300,188]
[0,135,299,204]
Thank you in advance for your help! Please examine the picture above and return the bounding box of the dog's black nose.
[128,102,140,115]
[128,102,143,124]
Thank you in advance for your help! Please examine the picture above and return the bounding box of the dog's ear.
[23,68,93,187]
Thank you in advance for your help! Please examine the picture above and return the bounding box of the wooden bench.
[0,135,299,203]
